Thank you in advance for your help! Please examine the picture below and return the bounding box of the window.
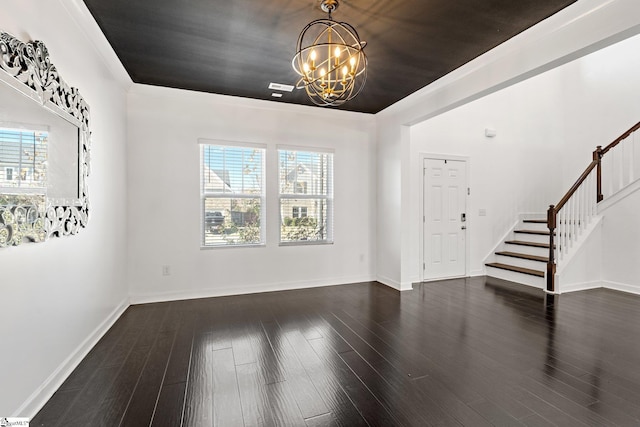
[0,127,48,193]
[200,142,265,247]
[292,206,307,218]
[279,148,333,244]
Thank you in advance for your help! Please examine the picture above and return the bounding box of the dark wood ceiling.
[83,0,577,114]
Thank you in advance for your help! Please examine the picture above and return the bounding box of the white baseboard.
[470,269,485,277]
[603,280,640,296]
[130,275,378,304]
[15,298,130,418]
[376,274,413,291]
[558,280,602,294]
[558,280,640,295]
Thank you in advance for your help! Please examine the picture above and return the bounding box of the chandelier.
[292,0,367,107]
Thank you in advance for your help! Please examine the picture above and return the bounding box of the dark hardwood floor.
[32,277,640,426]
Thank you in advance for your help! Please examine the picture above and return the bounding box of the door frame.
[420,153,470,282]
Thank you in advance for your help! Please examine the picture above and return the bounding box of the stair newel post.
[594,145,603,202]
[547,205,557,293]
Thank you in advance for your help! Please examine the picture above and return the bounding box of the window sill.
[278,240,334,247]
[200,243,266,250]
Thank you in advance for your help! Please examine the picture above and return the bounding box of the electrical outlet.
[162,265,171,276]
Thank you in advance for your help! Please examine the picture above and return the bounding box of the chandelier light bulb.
[310,50,317,69]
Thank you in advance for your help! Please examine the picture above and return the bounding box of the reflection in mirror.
[0,30,90,247]
[0,81,80,201]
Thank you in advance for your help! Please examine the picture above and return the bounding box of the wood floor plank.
[211,348,244,427]
[120,329,176,427]
[236,362,277,426]
[338,349,449,426]
[92,344,152,427]
[280,330,368,427]
[264,380,308,427]
[182,333,214,427]
[261,321,330,419]
[150,381,187,427]
[307,341,399,427]
[162,311,195,386]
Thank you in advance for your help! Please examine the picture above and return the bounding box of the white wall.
[601,186,640,294]
[0,0,130,416]
[376,0,640,288]
[409,71,565,279]
[558,34,640,188]
[127,85,376,303]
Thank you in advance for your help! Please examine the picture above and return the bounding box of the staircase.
[485,218,549,288]
[485,120,640,293]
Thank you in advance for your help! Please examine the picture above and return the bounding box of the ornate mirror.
[0,31,91,247]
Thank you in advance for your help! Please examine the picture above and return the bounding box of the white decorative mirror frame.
[0,30,91,247]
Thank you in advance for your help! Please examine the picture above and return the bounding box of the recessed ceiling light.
[271,93,283,98]
[268,82,294,92]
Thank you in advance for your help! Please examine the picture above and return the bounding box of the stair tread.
[485,262,545,277]
[495,251,548,262]
[505,240,554,249]
[514,229,550,235]
[523,219,546,223]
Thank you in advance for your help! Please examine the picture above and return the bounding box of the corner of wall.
[15,298,130,418]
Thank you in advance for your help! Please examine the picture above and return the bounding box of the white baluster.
[578,183,583,236]
[558,208,567,259]
[571,194,576,247]
[576,190,579,235]
[617,145,624,192]
[627,131,637,184]
[606,151,614,198]
[557,208,563,262]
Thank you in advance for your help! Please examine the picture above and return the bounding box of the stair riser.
[521,221,549,232]
[512,233,550,244]
[485,266,545,289]
[494,255,547,271]
[503,244,549,258]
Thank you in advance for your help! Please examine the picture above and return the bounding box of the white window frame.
[4,167,14,181]
[199,139,266,248]
[278,146,334,245]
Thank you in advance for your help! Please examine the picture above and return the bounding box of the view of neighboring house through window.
[0,127,48,193]
[279,148,333,244]
[200,142,265,247]
[292,206,308,218]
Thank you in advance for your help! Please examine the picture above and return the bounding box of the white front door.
[423,158,467,280]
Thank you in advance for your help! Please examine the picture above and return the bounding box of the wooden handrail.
[546,120,640,293]
[554,159,598,212]
[601,120,640,156]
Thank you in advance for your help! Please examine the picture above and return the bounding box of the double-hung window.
[0,126,48,193]
[278,148,333,244]
[200,141,265,247]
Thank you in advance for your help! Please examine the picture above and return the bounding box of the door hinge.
[467,187,470,195]
[423,215,425,223]
[423,263,425,270]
